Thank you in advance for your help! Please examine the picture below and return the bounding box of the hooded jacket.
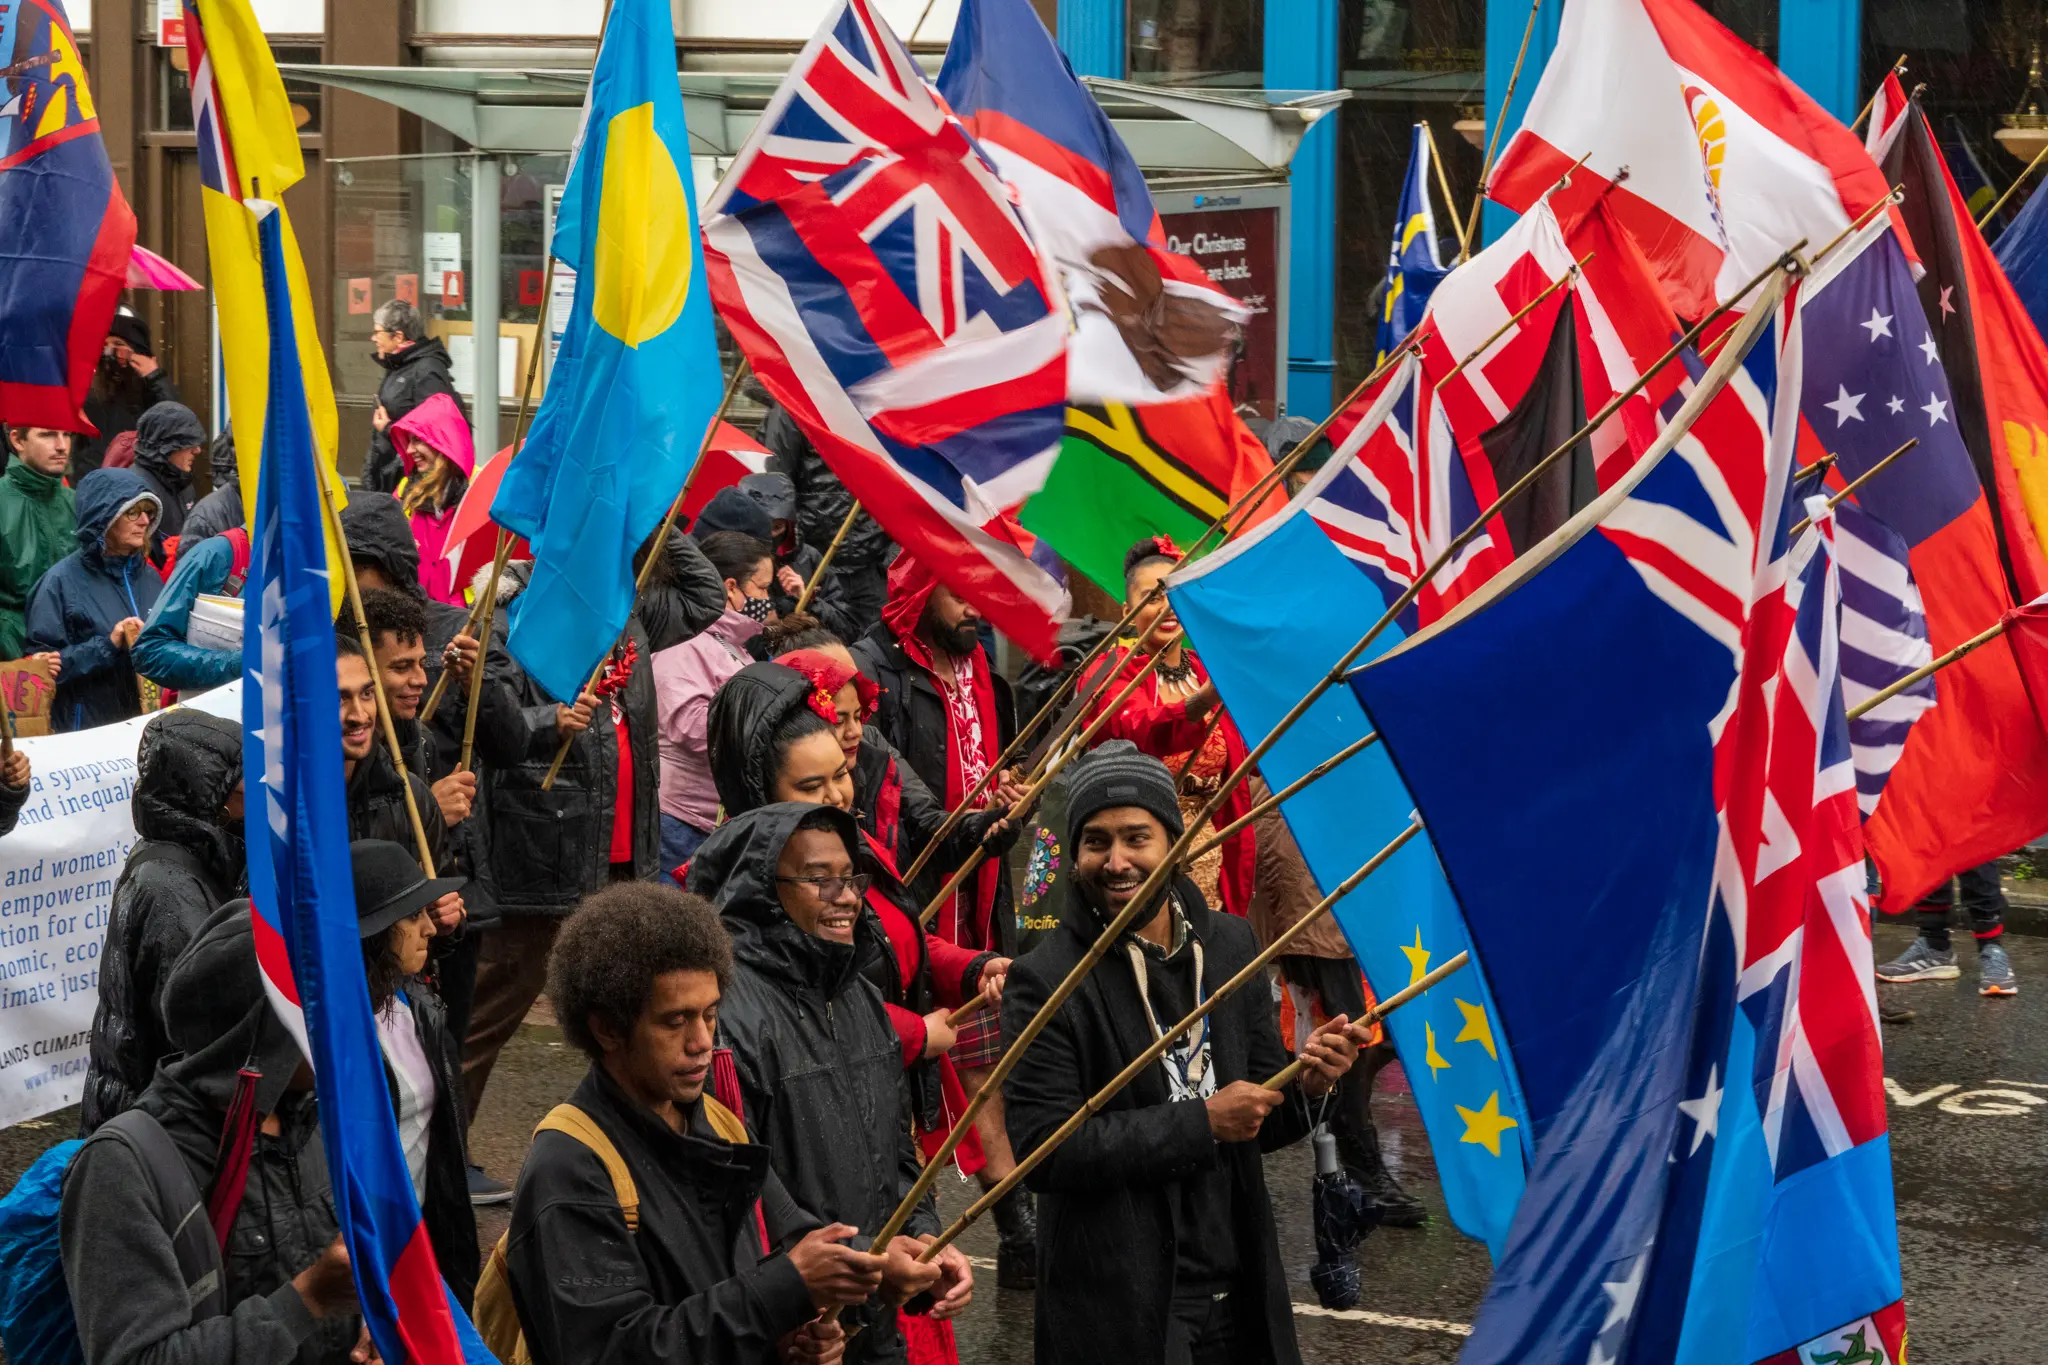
[134,531,245,692]
[62,904,359,1365]
[635,528,728,653]
[506,1065,822,1365]
[0,453,76,659]
[26,467,164,731]
[73,319,180,480]
[652,609,762,830]
[391,393,475,606]
[686,803,938,1365]
[851,556,1015,951]
[761,404,890,641]
[81,710,246,1133]
[131,401,207,565]
[366,336,465,494]
[180,426,244,550]
[346,730,452,876]
[477,560,660,914]
[1001,874,1314,1365]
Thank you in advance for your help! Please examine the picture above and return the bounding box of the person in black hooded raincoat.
[685,801,969,1365]
[129,401,207,567]
[81,709,246,1133]
[26,467,163,731]
[61,904,363,1365]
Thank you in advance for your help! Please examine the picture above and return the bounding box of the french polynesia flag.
[1488,0,1897,319]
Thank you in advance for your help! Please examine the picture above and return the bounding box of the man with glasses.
[364,297,465,494]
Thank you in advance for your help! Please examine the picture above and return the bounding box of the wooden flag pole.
[792,501,862,616]
[914,824,1444,1260]
[1189,731,1380,862]
[457,565,505,775]
[1795,451,1839,482]
[0,695,14,763]
[422,253,560,725]
[1846,617,2012,722]
[319,473,438,878]
[1421,119,1471,262]
[1850,56,1907,134]
[1787,438,1918,539]
[1980,141,2048,231]
[541,358,751,790]
[1461,0,1545,255]
[915,639,1180,929]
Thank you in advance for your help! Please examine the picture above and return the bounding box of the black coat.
[851,626,1017,945]
[506,1066,822,1365]
[477,562,661,915]
[687,804,938,1365]
[850,730,1002,895]
[635,529,728,653]
[72,365,179,481]
[1001,880,1315,1365]
[760,405,891,643]
[0,773,24,837]
[179,427,244,550]
[365,338,465,494]
[347,737,451,873]
[132,402,207,566]
[383,981,479,1308]
[82,710,245,1133]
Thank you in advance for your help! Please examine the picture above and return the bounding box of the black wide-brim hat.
[351,838,466,939]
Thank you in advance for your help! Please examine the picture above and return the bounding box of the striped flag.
[241,202,495,1365]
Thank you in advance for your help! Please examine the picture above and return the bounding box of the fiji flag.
[1167,367,1531,1257]
[242,203,495,1365]
[491,0,724,701]
[0,0,135,431]
[1377,125,1449,362]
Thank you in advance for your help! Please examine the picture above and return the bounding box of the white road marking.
[964,1258,1473,1337]
[1989,1079,2048,1090]
[1883,1078,1958,1107]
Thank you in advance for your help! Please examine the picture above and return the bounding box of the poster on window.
[1157,196,1283,422]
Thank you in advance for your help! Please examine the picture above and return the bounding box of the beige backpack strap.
[535,1104,640,1234]
[700,1095,750,1146]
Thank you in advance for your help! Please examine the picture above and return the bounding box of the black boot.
[1337,1122,1427,1229]
[990,1186,1038,1290]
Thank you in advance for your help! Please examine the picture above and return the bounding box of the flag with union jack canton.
[700,0,1069,660]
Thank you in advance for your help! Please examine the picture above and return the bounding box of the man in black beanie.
[999,741,1370,1365]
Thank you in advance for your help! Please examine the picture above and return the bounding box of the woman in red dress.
[1081,536,1256,916]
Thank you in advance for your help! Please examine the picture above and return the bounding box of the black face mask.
[98,352,126,378]
[738,595,775,624]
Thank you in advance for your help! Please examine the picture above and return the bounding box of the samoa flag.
[0,0,134,432]
[241,202,496,1365]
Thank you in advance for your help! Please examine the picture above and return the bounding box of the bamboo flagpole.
[1787,438,1918,539]
[318,474,438,878]
[422,254,560,725]
[1461,0,1545,256]
[1421,119,1471,262]
[1980,142,2048,231]
[791,501,862,615]
[915,638,1182,929]
[916,824,1451,1259]
[1189,731,1381,862]
[541,359,751,789]
[1850,56,1907,134]
[0,695,14,763]
[1846,617,2013,722]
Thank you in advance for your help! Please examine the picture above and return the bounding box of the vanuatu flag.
[1027,386,1279,595]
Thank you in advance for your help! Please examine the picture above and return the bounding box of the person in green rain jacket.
[0,426,79,661]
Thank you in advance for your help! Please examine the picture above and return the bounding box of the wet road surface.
[2,920,2039,1362]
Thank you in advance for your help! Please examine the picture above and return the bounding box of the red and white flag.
[1489,0,1895,318]
[1864,67,1910,165]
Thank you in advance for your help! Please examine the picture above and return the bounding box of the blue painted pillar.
[1480,0,1562,246]
[1267,0,1340,419]
[1779,0,1863,121]
[1057,0,1125,78]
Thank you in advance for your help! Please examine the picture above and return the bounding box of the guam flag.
[0,0,134,431]
[241,202,495,1365]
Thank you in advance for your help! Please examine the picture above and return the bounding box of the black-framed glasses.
[776,874,869,901]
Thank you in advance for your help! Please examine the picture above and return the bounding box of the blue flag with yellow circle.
[491,0,722,701]
[1167,496,1530,1258]
[1377,123,1450,363]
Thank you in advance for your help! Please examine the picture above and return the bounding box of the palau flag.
[1376,123,1449,363]
[1166,366,1530,1258]
[242,201,496,1365]
[0,0,134,431]
[491,0,723,701]
[182,0,345,605]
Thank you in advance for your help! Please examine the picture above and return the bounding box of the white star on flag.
[1677,1064,1722,1155]
[1923,394,1950,426]
[1920,334,1939,364]
[1859,308,1893,341]
[1824,385,1865,426]
[1600,1256,1645,1331]
[1886,395,1905,416]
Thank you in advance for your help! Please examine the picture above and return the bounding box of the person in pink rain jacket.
[390,391,474,606]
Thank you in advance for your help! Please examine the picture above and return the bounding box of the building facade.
[79,0,2045,470]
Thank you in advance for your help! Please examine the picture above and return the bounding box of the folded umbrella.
[126,244,202,292]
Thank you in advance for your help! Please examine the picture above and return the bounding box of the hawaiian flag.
[240,202,495,1365]
[1863,67,1909,165]
[0,0,135,432]
[702,0,1069,661]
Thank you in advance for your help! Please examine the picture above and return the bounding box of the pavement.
[2,919,2041,1362]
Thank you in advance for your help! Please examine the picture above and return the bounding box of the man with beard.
[363,299,464,494]
[72,309,179,481]
[1001,742,1369,1365]
[336,629,457,904]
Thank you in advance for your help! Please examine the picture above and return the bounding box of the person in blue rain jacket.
[26,467,165,731]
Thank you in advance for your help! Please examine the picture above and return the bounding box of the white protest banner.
[0,685,241,1127]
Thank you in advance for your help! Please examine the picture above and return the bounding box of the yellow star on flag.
[1454,998,1497,1060]
[1424,1021,1451,1081]
[1400,926,1431,985]
[1456,1091,1519,1157]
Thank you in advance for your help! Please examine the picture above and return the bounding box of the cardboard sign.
[0,658,56,739]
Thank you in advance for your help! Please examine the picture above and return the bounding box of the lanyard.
[1126,926,1209,1093]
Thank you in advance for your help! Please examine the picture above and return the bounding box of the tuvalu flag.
[0,0,134,432]
[1378,124,1451,363]
[182,0,344,606]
